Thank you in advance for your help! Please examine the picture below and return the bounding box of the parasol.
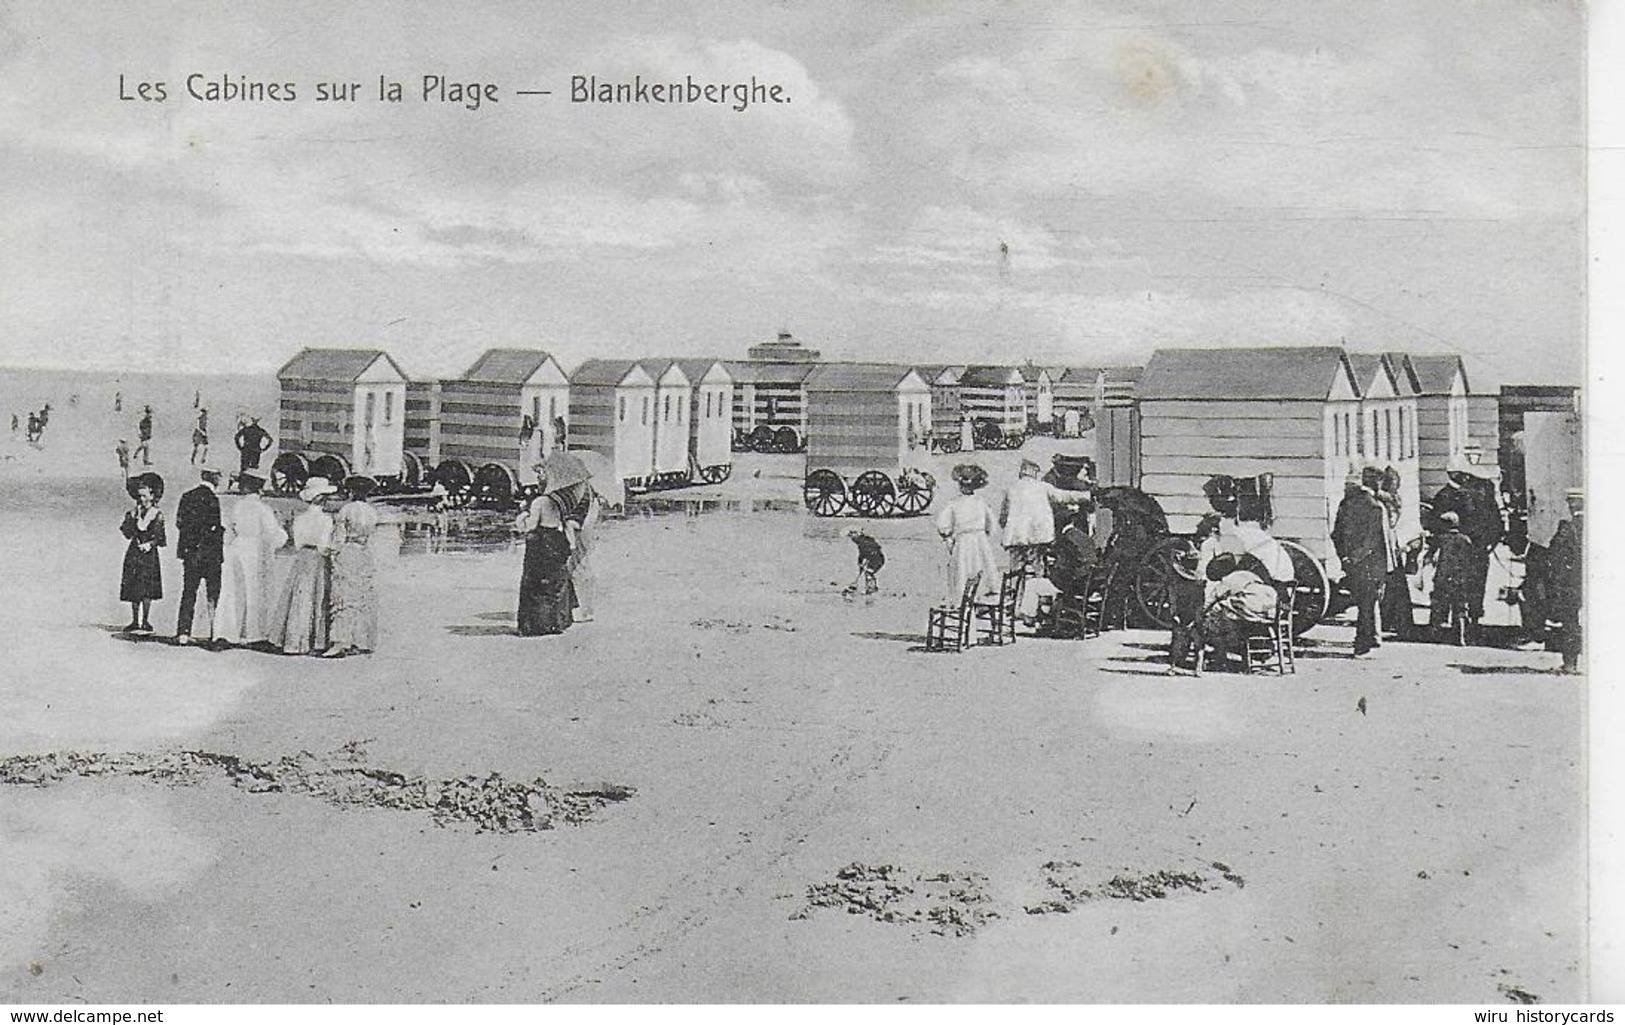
[538,451,592,493]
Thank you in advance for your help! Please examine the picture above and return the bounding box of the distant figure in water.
[191,408,210,465]
[235,415,272,475]
[9,413,16,432]
[193,389,201,409]
[25,412,40,444]
[114,390,122,413]
[135,406,154,466]
[115,439,131,481]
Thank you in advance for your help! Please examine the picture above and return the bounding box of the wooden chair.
[975,568,1026,646]
[1241,586,1297,675]
[926,573,982,653]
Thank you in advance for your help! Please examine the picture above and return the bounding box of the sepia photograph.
[0,0,1604,1009]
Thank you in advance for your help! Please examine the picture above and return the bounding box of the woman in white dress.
[323,479,382,657]
[212,471,287,646]
[266,477,337,655]
[934,463,1001,604]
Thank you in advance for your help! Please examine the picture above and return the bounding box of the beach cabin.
[802,364,934,517]
[676,359,734,482]
[1017,364,1055,431]
[1137,347,1361,566]
[403,379,443,479]
[1094,366,1144,487]
[959,366,1027,434]
[724,360,818,451]
[1393,353,1474,498]
[568,360,658,494]
[1348,352,1421,543]
[1497,385,1578,504]
[1052,367,1101,437]
[915,364,965,446]
[276,348,408,479]
[642,360,694,482]
[438,349,570,489]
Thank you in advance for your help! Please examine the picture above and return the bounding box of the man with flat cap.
[174,466,225,645]
[1547,488,1584,673]
[1333,466,1397,657]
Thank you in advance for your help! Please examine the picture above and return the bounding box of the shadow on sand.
[447,624,520,638]
[1447,663,1567,676]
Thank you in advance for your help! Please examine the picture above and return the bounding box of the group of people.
[14,403,51,444]
[932,456,1091,607]
[116,466,382,657]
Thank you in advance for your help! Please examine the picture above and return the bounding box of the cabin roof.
[570,359,645,386]
[277,348,405,382]
[1346,353,1399,397]
[721,360,822,385]
[1403,353,1470,396]
[1100,365,1144,384]
[1058,366,1102,385]
[675,359,729,383]
[1015,363,1050,384]
[959,365,1024,387]
[1140,347,1352,401]
[460,348,556,385]
[806,363,925,393]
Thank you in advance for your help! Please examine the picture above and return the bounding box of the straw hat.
[298,476,338,502]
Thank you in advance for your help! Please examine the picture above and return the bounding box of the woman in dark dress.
[119,472,166,633]
[515,490,575,636]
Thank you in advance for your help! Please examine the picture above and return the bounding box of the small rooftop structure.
[746,330,822,362]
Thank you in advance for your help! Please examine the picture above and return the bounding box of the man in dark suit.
[175,467,225,645]
[235,416,272,477]
[1334,466,1398,657]
[1547,488,1584,674]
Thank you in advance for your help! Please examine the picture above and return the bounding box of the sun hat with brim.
[125,472,164,501]
[298,477,338,502]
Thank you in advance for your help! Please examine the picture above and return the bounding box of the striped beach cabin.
[438,349,570,489]
[802,363,934,516]
[915,364,965,444]
[1094,366,1144,487]
[1052,367,1101,437]
[958,366,1026,433]
[1137,347,1362,566]
[724,360,818,452]
[568,360,658,493]
[1017,364,1055,429]
[277,348,409,479]
[676,359,734,482]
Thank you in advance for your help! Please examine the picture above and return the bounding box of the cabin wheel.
[309,453,350,485]
[699,463,731,484]
[270,452,310,495]
[848,471,897,517]
[893,469,934,516]
[803,469,847,516]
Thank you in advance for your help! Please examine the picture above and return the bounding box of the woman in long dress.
[266,476,337,654]
[118,472,166,633]
[212,471,287,646]
[935,463,1001,604]
[515,491,575,636]
[323,479,381,657]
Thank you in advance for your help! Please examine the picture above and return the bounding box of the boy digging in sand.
[843,529,885,598]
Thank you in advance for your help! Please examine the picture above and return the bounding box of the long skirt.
[328,541,379,651]
[120,542,162,601]
[518,529,575,636]
[944,532,1000,604]
[265,548,330,654]
[213,543,273,644]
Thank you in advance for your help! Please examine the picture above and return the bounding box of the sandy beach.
[0,415,1586,1004]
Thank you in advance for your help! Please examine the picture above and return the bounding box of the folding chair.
[925,573,982,653]
[975,568,1026,646]
[1241,586,1297,675]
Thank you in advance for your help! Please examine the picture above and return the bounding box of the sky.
[0,0,1587,386]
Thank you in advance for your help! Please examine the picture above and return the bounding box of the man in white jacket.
[1000,458,1091,576]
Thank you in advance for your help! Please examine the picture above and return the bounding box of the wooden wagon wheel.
[972,420,1001,450]
[341,474,377,498]
[309,452,350,485]
[893,469,934,516]
[1132,536,1185,630]
[848,470,898,517]
[803,469,847,517]
[473,462,518,508]
[269,452,309,495]
[1279,539,1331,637]
[749,425,776,453]
[773,426,799,453]
[699,463,731,484]
[938,434,961,454]
[432,458,475,508]
[1006,430,1027,450]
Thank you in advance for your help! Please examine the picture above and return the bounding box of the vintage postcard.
[0,0,1602,1009]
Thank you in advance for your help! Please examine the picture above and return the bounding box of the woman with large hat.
[514,471,576,636]
[265,476,337,654]
[118,472,167,633]
[934,463,1000,605]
